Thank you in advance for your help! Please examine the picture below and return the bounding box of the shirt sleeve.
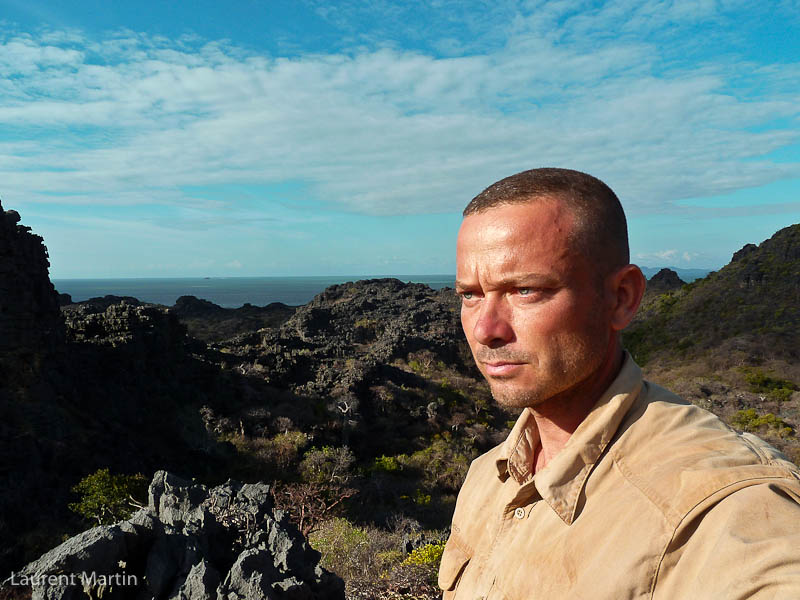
[654,481,800,599]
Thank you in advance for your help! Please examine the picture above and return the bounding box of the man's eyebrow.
[454,274,559,291]
[500,273,560,286]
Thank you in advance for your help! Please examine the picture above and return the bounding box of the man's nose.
[473,297,514,348]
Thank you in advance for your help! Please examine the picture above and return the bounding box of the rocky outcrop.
[9,471,344,600]
[0,200,64,359]
[731,225,800,288]
[172,296,226,317]
[170,297,296,343]
[0,203,241,578]
[647,268,685,293]
[68,295,143,309]
[63,302,186,356]
[249,278,463,397]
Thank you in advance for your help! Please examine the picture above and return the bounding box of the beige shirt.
[439,355,800,599]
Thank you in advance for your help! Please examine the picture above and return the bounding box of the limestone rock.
[11,471,344,600]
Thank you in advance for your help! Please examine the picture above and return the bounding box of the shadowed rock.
[7,472,343,600]
[0,199,64,358]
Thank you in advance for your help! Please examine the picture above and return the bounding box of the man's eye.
[518,288,531,296]
[461,292,473,300]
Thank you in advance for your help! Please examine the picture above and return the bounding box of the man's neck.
[531,346,624,472]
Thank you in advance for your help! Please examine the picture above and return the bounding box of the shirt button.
[514,507,525,519]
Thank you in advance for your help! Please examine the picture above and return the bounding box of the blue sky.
[1,0,799,278]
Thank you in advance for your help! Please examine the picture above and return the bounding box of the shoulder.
[610,379,800,525]
[446,443,506,549]
[454,442,506,511]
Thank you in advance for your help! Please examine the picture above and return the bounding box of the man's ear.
[608,264,646,332]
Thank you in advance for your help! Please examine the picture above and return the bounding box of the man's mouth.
[482,361,525,377]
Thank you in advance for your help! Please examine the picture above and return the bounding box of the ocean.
[51,275,457,309]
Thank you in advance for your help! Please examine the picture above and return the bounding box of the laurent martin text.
[8,572,139,587]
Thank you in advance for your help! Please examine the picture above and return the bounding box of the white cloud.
[0,4,798,219]
[636,248,706,265]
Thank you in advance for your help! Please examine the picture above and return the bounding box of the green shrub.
[408,359,424,373]
[222,430,309,478]
[731,409,794,437]
[413,489,432,506]
[309,519,447,597]
[300,446,356,485]
[404,541,445,567]
[309,518,397,581]
[69,468,148,525]
[269,430,310,469]
[739,367,798,401]
[373,454,403,474]
[402,432,476,492]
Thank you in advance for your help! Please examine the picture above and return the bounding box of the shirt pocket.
[438,535,472,595]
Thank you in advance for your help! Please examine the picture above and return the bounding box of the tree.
[274,445,358,535]
[69,468,148,525]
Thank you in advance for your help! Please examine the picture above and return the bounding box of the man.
[440,168,800,599]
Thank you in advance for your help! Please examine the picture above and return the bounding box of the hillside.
[624,224,800,461]
[626,224,799,365]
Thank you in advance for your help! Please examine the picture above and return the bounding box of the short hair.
[463,168,629,274]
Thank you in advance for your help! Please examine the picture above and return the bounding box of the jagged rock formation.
[731,224,800,288]
[170,296,296,343]
[201,278,499,466]
[63,302,186,355]
[0,199,64,368]
[647,268,685,293]
[9,471,344,600]
[252,278,463,396]
[0,201,246,578]
[66,294,144,309]
[214,279,466,433]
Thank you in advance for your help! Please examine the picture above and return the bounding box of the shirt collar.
[495,352,643,525]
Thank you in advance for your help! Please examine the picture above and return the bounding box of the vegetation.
[309,517,445,599]
[739,367,798,402]
[730,409,794,437]
[404,541,445,567]
[68,468,148,525]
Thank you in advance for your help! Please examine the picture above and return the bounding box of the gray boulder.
[6,471,344,600]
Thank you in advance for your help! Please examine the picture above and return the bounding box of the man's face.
[456,199,613,408]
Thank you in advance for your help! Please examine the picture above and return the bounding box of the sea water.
[51,275,457,309]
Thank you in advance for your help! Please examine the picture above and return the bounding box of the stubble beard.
[480,328,611,410]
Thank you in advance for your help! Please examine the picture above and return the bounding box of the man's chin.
[488,383,545,409]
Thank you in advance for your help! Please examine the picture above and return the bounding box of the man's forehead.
[457,199,576,250]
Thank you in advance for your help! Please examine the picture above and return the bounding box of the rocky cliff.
[0,200,64,380]
[0,203,246,578]
[169,296,296,343]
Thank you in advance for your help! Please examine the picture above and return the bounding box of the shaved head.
[463,168,629,277]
